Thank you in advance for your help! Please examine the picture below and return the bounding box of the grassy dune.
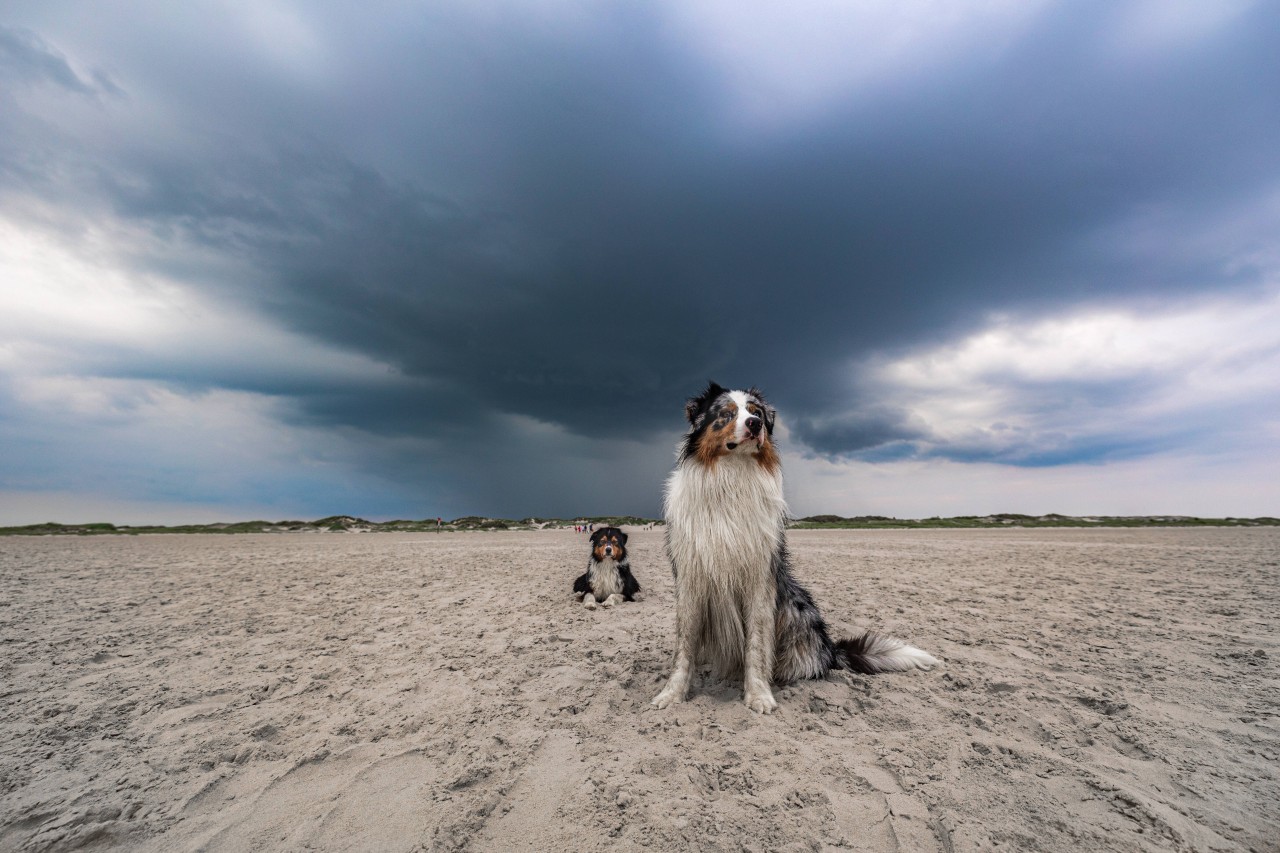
[2,513,1275,535]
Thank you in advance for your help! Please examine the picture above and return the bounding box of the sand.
[1,527,1277,852]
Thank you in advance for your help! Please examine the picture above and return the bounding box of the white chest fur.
[664,456,788,590]
[587,558,624,598]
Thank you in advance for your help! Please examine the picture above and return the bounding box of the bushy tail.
[833,631,940,674]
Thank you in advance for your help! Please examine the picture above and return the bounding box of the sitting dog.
[573,526,640,610]
[651,383,938,714]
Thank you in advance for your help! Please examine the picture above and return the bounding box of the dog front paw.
[602,594,625,607]
[582,595,598,610]
[651,684,684,709]
[745,688,778,715]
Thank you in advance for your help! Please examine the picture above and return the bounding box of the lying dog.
[652,383,938,714]
[573,526,641,610]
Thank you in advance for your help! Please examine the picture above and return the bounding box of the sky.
[1,0,1278,523]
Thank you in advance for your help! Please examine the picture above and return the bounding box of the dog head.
[590,526,628,561]
[680,382,780,470]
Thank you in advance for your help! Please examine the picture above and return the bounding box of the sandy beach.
[1,527,1277,852]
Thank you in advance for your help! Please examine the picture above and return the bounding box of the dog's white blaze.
[587,558,624,599]
[726,390,755,443]
[664,446,786,681]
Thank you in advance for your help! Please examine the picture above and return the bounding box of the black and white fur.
[651,383,938,714]
[573,527,641,610]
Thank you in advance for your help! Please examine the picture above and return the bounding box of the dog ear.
[589,528,603,543]
[618,530,628,545]
[685,381,726,424]
[747,387,777,435]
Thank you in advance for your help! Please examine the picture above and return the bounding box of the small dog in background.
[574,526,641,610]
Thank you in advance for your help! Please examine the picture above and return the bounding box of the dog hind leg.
[772,582,838,684]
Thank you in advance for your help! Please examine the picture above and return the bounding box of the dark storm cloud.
[789,406,928,458]
[3,1,1279,518]
[304,0,1275,460]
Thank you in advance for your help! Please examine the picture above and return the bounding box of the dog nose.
[746,416,762,434]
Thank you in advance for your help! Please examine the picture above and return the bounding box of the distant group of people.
[574,522,657,532]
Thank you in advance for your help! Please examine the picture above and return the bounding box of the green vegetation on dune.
[0,516,663,535]
[2,513,1275,536]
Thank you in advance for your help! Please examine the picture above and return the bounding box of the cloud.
[664,0,1050,125]
[1099,0,1258,64]
[0,375,418,515]
[781,450,1280,519]
[0,212,404,396]
[0,25,117,95]
[792,287,1280,466]
[1,1,1278,519]
[0,204,677,520]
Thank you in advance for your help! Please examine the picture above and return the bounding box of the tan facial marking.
[694,402,737,465]
[593,534,622,561]
[754,432,781,472]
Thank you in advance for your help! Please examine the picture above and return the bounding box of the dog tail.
[833,631,940,674]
